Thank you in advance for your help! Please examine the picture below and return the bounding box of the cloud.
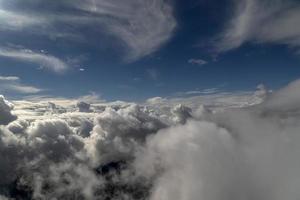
[0,9,44,31]
[146,96,167,105]
[0,47,69,73]
[0,79,299,199]
[71,0,177,61]
[0,75,42,94]
[146,86,267,110]
[188,58,208,66]
[134,79,300,200]
[216,0,300,53]
[0,76,19,81]
[78,92,105,104]
[0,96,17,125]
[0,0,177,61]
[176,88,220,96]
[147,68,159,81]
[259,79,300,112]
[77,101,91,113]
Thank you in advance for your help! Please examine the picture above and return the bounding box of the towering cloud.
[0,95,16,125]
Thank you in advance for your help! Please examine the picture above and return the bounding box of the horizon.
[0,0,299,101]
[0,0,300,200]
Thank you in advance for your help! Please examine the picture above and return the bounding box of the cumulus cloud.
[0,47,69,73]
[146,96,167,105]
[0,0,176,61]
[0,96,16,125]
[216,0,300,53]
[134,79,300,200]
[0,79,299,199]
[0,75,42,94]
[77,101,92,113]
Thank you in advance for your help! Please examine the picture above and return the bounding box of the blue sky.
[0,0,300,101]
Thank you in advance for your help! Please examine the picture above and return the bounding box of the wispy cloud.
[216,0,300,53]
[0,0,177,61]
[147,68,159,81]
[188,58,208,66]
[70,0,177,61]
[0,75,42,94]
[0,47,69,73]
[184,88,219,95]
[0,9,44,31]
[0,76,19,81]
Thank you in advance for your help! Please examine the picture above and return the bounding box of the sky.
[0,0,300,101]
[1,1,300,199]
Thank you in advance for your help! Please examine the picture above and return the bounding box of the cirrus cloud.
[0,47,69,73]
[216,0,300,53]
[0,0,177,61]
[0,75,42,94]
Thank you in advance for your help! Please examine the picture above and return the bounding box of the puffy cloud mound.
[77,101,91,113]
[0,96,17,125]
[134,80,300,200]
[0,80,299,199]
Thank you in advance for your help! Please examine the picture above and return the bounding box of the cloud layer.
[0,79,298,199]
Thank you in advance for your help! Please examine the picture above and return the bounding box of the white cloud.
[0,76,19,81]
[135,79,300,200]
[0,47,69,73]
[178,88,220,96]
[146,86,267,110]
[147,68,159,81]
[72,0,177,61]
[0,9,43,31]
[0,0,177,61]
[188,58,208,66]
[0,95,16,125]
[146,96,167,105]
[216,0,300,53]
[0,75,42,94]
[6,84,42,94]
[0,79,299,199]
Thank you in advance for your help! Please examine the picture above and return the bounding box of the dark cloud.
[0,96,17,125]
